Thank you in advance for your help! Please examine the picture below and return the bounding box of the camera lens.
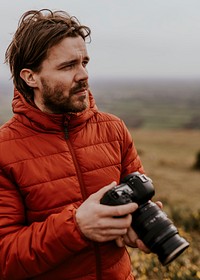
[131,201,189,265]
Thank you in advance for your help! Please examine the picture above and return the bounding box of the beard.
[40,78,89,114]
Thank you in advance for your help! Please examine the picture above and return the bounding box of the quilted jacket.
[0,89,144,280]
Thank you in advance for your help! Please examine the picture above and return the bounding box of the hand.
[116,200,163,253]
[116,227,150,253]
[75,182,138,242]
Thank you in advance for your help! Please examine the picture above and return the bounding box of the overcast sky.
[1,0,200,82]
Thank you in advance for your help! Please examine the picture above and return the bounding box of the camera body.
[100,172,189,266]
[100,172,154,206]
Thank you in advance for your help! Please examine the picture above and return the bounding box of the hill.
[1,78,200,129]
[91,78,200,129]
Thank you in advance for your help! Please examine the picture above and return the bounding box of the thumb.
[91,181,117,201]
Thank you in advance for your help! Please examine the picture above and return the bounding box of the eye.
[82,60,88,68]
[66,63,76,69]
[60,64,75,71]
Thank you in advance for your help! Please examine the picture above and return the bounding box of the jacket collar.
[12,88,98,133]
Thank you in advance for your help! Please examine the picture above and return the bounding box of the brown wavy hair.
[5,9,91,100]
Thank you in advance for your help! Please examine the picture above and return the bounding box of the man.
[0,9,148,280]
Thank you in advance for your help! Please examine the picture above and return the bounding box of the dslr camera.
[100,172,189,265]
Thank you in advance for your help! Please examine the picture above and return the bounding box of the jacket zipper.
[64,126,87,201]
[64,126,102,280]
[94,243,102,280]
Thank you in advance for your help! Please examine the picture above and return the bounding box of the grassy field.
[128,129,200,280]
[131,129,200,210]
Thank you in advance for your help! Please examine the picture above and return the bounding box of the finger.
[124,227,138,245]
[155,201,163,209]
[99,203,138,218]
[95,228,128,241]
[121,227,138,247]
[135,239,150,254]
[99,181,118,195]
[97,214,132,230]
[90,181,117,201]
[116,237,125,247]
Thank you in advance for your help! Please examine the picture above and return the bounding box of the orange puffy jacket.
[0,89,144,280]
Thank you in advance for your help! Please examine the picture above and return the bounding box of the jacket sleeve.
[120,121,145,179]
[0,169,89,280]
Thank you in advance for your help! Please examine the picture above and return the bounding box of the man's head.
[5,9,91,114]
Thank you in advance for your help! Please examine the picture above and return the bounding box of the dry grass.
[128,129,200,280]
[131,129,200,211]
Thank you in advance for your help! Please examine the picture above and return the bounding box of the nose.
[74,65,89,82]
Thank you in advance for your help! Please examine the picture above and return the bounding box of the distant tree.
[193,151,200,170]
[184,116,200,129]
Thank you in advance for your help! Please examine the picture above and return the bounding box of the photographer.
[0,9,149,280]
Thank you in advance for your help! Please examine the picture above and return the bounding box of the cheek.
[40,72,75,96]
[53,78,73,95]
[57,75,74,91]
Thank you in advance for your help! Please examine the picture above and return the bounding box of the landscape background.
[2,77,200,130]
[1,0,200,278]
[1,77,200,279]
[94,78,200,280]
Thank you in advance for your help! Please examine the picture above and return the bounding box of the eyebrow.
[57,56,90,69]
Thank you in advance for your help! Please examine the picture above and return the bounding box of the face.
[33,36,90,114]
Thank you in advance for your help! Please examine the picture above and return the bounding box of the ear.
[20,68,38,88]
